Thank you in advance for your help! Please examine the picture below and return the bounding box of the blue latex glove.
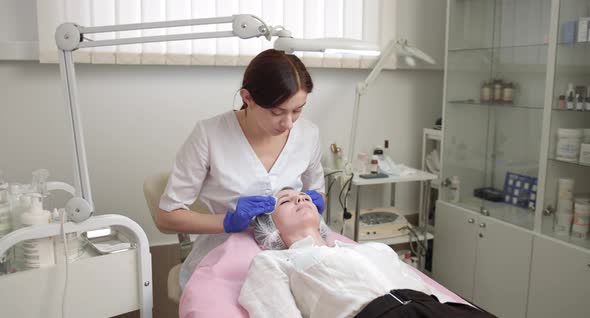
[223,196,276,233]
[304,190,325,215]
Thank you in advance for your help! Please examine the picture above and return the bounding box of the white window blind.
[36,0,397,68]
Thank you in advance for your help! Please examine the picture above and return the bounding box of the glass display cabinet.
[442,0,550,231]
[539,0,590,250]
[435,1,590,316]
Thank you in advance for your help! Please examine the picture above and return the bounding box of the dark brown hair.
[241,49,313,110]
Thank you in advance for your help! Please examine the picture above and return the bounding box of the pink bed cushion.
[179,230,465,318]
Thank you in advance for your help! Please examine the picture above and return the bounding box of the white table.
[0,214,152,318]
[350,169,437,270]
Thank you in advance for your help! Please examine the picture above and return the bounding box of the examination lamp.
[54,14,380,223]
[346,39,436,165]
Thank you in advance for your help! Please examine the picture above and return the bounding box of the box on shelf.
[577,17,590,42]
[562,21,576,44]
[580,143,590,165]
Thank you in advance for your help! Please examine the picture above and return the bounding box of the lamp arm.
[55,14,271,51]
[347,38,435,164]
[55,14,274,214]
[347,39,398,163]
[358,39,400,94]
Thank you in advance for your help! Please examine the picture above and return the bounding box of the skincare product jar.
[556,128,582,162]
[571,197,590,240]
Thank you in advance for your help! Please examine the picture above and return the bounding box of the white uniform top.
[159,110,325,288]
[239,237,455,318]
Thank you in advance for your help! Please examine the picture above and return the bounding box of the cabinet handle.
[468,218,475,224]
[479,233,484,238]
[480,207,490,216]
[479,223,486,228]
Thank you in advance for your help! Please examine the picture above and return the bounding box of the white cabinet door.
[473,217,533,318]
[432,201,478,300]
[527,236,590,318]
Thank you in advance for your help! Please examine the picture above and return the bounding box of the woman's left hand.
[304,190,324,215]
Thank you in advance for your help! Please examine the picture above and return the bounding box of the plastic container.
[20,194,54,269]
[557,178,575,200]
[556,129,582,162]
[554,212,573,236]
[449,176,460,203]
[571,197,590,240]
[370,155,379,174]
[354,152,369,174]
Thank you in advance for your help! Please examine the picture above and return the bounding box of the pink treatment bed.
[179,230,467,318]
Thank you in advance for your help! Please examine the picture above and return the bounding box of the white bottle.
[20,194,54,269]
[566,83,575,110]
[449,176,461,203]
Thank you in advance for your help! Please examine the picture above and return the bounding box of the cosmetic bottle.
[576,93,584,111]
[566,83,575,110]
[449,176,460,203]
[558,95,566,109]
[502,82,514,104]
[480,82,492,103]
[493,79,503,103]
[20,194,54,269]
[370,156,379,174]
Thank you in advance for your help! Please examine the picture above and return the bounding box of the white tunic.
[239,237,455,318]
[159,110,325,288]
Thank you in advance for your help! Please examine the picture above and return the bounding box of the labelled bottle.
[449,176,461,203]
[20,194,54,269]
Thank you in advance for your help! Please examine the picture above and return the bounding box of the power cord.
[403,225,427,257]
[338,174,354,220]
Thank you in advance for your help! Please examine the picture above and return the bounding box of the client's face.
[271,189,320,238]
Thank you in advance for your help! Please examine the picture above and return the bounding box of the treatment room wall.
[0,61,442,246]
[0,0,445,246]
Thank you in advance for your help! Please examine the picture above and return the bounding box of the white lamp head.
[273,37,380,56]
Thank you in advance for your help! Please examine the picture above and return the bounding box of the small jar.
[556,128,583,162]
[493,79,503,103]
[572,197,590,240]
[480,82,492,103]
[370,155,379,174]
[558,95,566,109]
[502,82,514,104]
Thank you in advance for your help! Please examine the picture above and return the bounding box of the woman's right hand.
[223,196,276,233]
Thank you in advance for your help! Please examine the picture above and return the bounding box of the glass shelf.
[548,157,590,168]
[454,197,535,231]
[551,108,590,113]
[447,100,544,110]
[558,42,590,48]
[542,215,590,250]
[448,43,548,52]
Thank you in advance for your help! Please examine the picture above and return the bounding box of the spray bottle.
[20,193,55,269]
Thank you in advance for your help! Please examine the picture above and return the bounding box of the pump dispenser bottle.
[20,194,54,269]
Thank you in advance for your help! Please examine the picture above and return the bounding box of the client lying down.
[238,188,496,318]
